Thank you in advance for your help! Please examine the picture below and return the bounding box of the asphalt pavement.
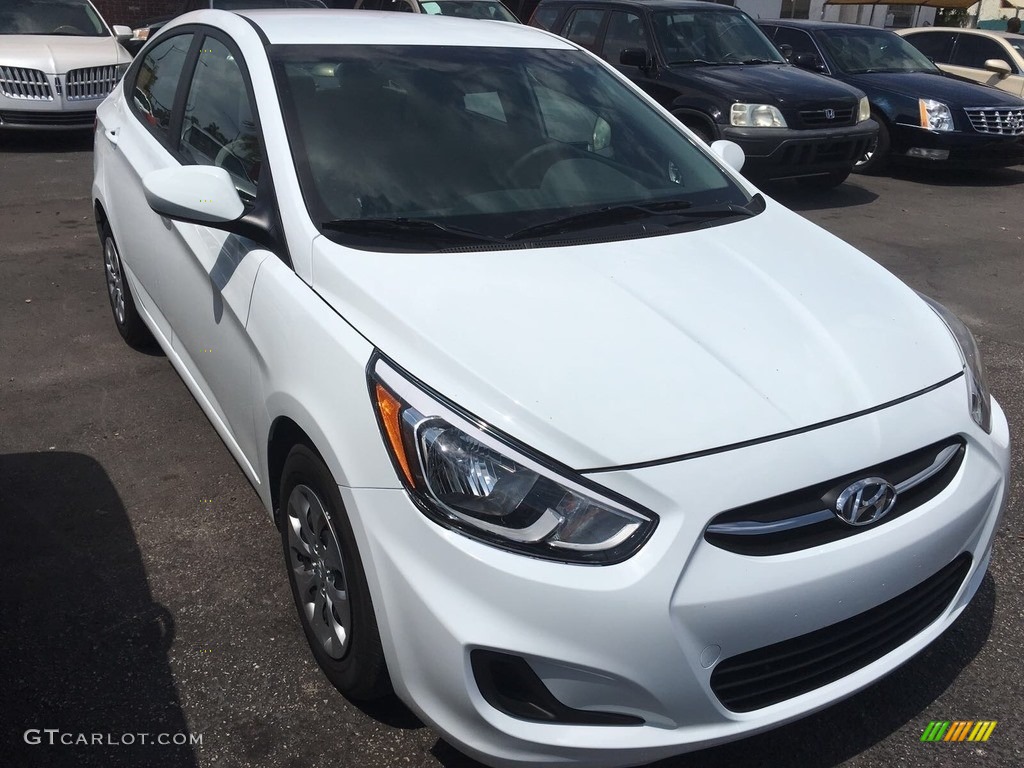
[1,130,1021,768]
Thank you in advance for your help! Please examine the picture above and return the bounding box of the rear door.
[948,33,1024,96]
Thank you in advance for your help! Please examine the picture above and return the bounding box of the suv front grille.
[710,553,971,712]
[704,437,965,555]
[66,66,120,101]
[0,66,53,101]
[965,107,1024,136]
[798,106,855,128]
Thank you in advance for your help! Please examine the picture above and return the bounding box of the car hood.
[681,63,862,105]
[0,35,130,74]
[311,200,962,470]
[845,70,1024,106]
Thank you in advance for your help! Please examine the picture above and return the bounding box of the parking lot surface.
[1,131,1022,768]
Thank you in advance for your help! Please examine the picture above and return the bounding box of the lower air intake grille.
[710,553,972,712]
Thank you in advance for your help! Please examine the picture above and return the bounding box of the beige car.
[899,27,1024,97]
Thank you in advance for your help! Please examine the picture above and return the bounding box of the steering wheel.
[52,25,84,34]
[508,142,587,187]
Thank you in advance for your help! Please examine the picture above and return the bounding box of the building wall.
[93,1,181,26]
[735,0,935,27]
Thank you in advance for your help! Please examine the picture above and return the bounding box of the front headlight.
[858,96,870,123]
[369,357,657,564]
[730,103,787,128]
[920,294,992,433]
[919,99,954,131]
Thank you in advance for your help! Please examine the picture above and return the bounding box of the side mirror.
[710,140,745,172]
[112,24,132,43]
[143,166,244,225]
[983,58,1012,77]
[620,48,652,70]
[778,43,794,62]
[792,52,826,73]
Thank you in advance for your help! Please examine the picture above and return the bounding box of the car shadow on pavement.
[890,165,1024,188]
[759,178,879,212]
[0,452,198,768]
[428,572,995,768]
[0,129,93,153]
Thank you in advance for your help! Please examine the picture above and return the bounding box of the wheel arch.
[670,107,719,141]
[267,414,321,526]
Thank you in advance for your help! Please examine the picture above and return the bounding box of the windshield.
[272,45,753,251]
[653,10,785,65]
[419,1,517,22]
[819,29,938,74]
[0,0,108,36]
[215,0,326,7]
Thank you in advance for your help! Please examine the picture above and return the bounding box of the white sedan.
[0,0,132,129]
[92,9,1010,768]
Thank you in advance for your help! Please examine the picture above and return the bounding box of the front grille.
[710,553,972,712]
[798,106,855,128]
[66,66,120,101]
[705,437,965,555]
[0,110,95,127]
[965,107,1024,136]
[0,66,53,101]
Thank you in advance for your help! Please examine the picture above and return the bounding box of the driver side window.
[178,36,262,203]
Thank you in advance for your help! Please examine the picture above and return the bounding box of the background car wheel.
[279,444,391,701]
[101,224,153,348]
[797,169,850,189]
[681,118,714,146]
[853,118,890,175]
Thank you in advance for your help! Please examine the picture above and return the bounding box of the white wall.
[736,0,936,28]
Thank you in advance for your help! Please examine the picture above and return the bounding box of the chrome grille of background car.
[66,66,119,101]
[0,67,53,101]
[965,107,1024,136]
[798,106,855,128]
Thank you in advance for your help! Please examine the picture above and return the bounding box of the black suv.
[531,0,877,186]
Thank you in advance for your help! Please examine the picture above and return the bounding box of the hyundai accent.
[92,10,1010,767]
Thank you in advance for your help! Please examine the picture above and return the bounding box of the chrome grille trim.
[0,66,54,101]
[66,66,120,101]
[705,443,962,537]
[965,107,1024,136]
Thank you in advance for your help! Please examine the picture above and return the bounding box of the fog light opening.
[907,148,950,160]
[470,650,643,726]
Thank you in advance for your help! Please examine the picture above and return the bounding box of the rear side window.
[132,34,194,142]
[530,6,559,30]
[904,31,955,64]
[563,8,604,52]
[179,36,262,201]
[952,34,1017,72]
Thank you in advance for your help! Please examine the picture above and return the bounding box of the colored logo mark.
[920,721,997,742]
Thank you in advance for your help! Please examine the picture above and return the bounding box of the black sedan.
[759,19,1024,173]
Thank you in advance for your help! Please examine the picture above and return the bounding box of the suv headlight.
[369,357,657,564]
[858,96,870,123]
[730,103,787,128]
[919,99,954,131]
[920,294,992,433]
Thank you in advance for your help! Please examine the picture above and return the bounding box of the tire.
[101,223,153,348]
[279,444,391,700]
[853,117,890,175]
[674,112,714,145]
[797,169,850,189]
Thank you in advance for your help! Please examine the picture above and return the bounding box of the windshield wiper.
[738,58,780,64]
[321,217,501,244]
[667,58,721,66]
[504,197,761,242]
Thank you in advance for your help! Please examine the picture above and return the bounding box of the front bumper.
[346,377,1009,768]
[890,124,1024,167]
[721,120,878,179]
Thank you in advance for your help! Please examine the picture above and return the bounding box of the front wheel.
[279,444,391,700]
[853,118,890,175]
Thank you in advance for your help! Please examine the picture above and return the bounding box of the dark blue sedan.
[758,19,1024,173]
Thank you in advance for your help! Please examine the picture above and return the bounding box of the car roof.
[539,0,741,8]
[237,9,573,46]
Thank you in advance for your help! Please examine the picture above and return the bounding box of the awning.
[825,0,980,8]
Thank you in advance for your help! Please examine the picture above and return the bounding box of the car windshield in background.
[819,29,938,75]
[216,0,325,7]
[272,45,753,251]
[0,0,107,36]
[420,1,517,22]
[653,10,785,66]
